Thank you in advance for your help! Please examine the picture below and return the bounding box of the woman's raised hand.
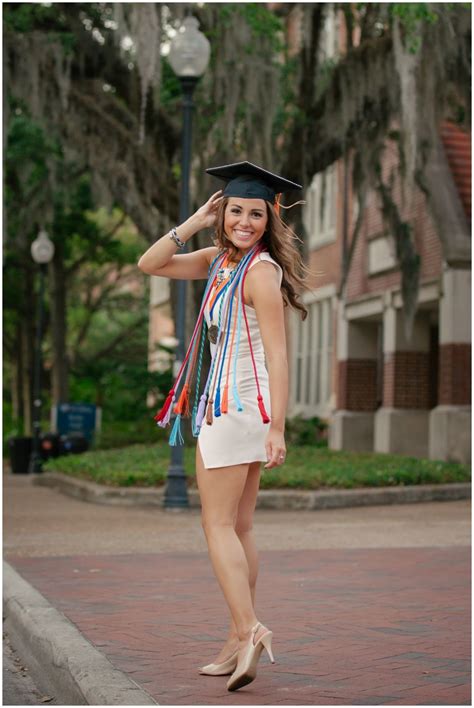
[194,190,224,229]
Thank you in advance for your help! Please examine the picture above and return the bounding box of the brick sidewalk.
[9,547,470,705]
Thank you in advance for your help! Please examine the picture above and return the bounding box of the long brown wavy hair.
[213,198,310,320]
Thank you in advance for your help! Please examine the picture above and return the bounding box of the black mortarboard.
[206,161,302,203]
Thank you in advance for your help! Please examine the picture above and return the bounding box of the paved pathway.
[4,474,471,705]
[4,475,470,556]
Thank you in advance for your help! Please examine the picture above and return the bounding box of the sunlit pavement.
[4,473,471,705]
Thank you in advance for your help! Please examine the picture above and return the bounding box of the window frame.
[289,286,336,418]
[304,162,338,250]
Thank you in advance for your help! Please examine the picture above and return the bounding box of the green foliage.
[53,178,105,262]
[4,105,159,434]
[213,4,283,54]
[93,419,168,451]
[237,3,284,53]
[272,55,303,140]
[6,111,58,171]
[44,441,471,489]
[390,3,439,53]
[3,401,23,452]
[216,4,237,30]
[67,294,171,423]
[160,57,183,106]
[43,443,184,487]
[285,415,328,447]
[3,2,62,33]
[315,57,338,101]
[5,110,60,239]
[4,112,61,428]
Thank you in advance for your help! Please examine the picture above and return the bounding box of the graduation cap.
[206,161,302,204]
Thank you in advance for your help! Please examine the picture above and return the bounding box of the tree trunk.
[10,324,22,422]
[50,245,69,404]
[20,265,37,436]
[20,320,32,435]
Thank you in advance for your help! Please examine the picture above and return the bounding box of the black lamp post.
[29,229,55,474]
[164,16,210,509]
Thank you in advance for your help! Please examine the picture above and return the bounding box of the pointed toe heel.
[198,649,238,676]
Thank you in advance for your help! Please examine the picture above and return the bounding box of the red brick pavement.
[9,548,471,705]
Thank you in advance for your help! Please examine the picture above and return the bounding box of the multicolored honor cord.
[153,243,271,446]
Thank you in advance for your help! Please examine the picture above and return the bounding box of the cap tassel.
[277,198,306,211]
[274,193,282,216]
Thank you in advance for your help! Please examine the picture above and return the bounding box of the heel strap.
[251,621,267,646]
[251,621,262,636]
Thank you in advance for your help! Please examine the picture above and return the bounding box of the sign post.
[51,403,101,443]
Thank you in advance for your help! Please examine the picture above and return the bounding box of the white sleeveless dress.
[197,251,283,469]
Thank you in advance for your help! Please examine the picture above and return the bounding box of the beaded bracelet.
[169,227,185,250]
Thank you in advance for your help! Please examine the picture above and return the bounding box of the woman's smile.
[234,229,254,239]
[224,197,268,252]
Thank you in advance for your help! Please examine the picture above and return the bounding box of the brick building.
[285,6,470,463]
[288,119,471,463]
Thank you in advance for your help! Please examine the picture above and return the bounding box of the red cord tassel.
[154,389,175,422]
[174,383,191,417]
[221,385,229,414]
[257,395,270,424]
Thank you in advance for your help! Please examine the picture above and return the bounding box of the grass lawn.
[42,442,471,490]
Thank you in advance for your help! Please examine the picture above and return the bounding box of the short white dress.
[197,251,283,469]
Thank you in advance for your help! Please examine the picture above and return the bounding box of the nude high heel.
[226,622,275,691]
[198,648,239,676]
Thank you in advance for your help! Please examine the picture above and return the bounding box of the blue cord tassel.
[191,405,199,437]
[232,384,244,412]
[169,414,184,446]
[214,388,221,417]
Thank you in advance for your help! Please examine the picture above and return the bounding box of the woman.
[138,162,308,692]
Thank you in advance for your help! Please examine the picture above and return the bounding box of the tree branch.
[72,314,148,371]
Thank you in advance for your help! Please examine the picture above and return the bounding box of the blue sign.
[52,403,100,443]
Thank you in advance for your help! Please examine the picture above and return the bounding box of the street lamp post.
[29,229,55,474]
[164,16,210,509]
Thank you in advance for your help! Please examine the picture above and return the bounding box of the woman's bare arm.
[246,261,288,469]
[137,191,222,280]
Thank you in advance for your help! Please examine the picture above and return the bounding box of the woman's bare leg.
[221,462,261,656]
[196,444,259,651]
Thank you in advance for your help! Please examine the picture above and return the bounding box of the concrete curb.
[33,472,471,510]
[3,562,158,705]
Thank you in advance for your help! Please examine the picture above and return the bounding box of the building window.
[367,234,397,275]
[293,297,333,415]
[304,163,338,249]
